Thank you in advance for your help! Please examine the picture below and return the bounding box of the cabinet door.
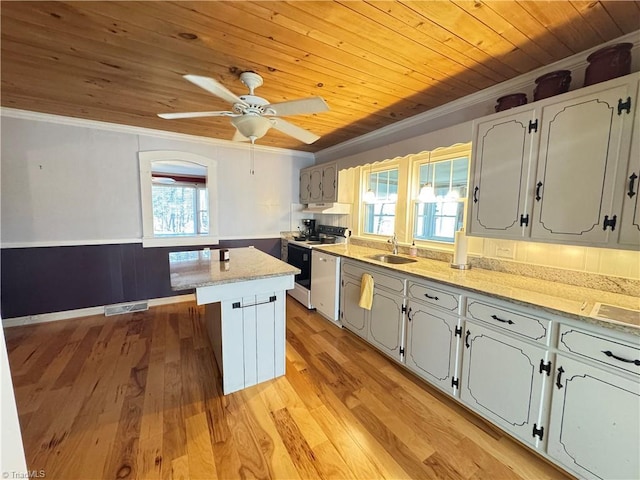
[321,163,338,202]
[468,108,538,238]
[299,169,311,204]
[340,276,368,339]
[618,80,640,247]
[460,322,549,448]
[309,167,323,203]
[367,288,404,362]
[405,300,461,395]
[531,84,635,244]
[548,355,640,480]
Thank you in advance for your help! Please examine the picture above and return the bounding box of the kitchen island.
[169,247,300,394]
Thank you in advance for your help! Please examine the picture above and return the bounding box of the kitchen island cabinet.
[169,247,299,394]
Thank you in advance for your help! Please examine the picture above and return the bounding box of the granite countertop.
[169,247,300,291]
[316,244,640,336]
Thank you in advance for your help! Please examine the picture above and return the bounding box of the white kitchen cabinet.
[548,354,640,480]
[468,107,539,238]
[405,300,462,395]
[368,286,405,361]
[460,321,550,448]
[468,72,639,249]
[321,162,338,202]
[340,259,406,361]
[340,275,368,339]
[299,169,311,204]
[618,79,640,247]
[309,167,323,203]
[531,82,636,244]
[299,161,339,204]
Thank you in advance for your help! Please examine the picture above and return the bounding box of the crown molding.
[0,107,315,160]
[315,30,640,163]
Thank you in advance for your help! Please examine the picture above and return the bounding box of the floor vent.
[104,301,149,316]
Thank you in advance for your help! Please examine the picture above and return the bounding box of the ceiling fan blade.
[158,111,236,119]
[232,129,250,142]
[271,118,320,144]
[183,74,248,106]
[265,96,329,116]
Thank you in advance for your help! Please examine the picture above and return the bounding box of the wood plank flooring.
[4,298,574,480]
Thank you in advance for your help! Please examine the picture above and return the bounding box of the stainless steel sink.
[367,254,418,264]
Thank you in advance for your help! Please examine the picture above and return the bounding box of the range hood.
[301,202,352,214]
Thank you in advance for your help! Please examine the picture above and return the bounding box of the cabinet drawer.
[407,280,461,313]
[557,324,640,376]
[466,297,551,345]
[342,261,404,294]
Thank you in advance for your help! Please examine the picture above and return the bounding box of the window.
[363,167,398,236]
[414,156,468,243]
[139,151,219,247]
[152,179,208,236]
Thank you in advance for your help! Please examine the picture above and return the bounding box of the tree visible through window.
[152,183,208,235]
[363,168,398,236]
[414,157,468,243]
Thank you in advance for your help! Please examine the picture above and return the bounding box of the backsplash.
[350,237,640,298]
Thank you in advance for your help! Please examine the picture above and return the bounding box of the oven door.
[287,243,311,289]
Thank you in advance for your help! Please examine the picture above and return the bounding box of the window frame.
[409,145,471,246]
[139,150,219,247]
[359,162,400,239]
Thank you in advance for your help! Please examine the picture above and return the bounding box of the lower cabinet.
[547,355,640,480]
[368,287,405,361]
[340,275,368,339]
[460,321,550,448]
[405,299,462,395]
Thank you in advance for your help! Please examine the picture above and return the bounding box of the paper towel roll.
[453,228,468,265]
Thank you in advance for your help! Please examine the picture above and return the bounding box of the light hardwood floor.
[5,298,574,480]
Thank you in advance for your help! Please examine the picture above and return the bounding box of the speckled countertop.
[169,247,300,291]
[317,244,640,336]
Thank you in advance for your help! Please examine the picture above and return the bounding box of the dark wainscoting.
[1,238,281,319]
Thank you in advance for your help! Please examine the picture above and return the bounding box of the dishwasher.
[311,250,341,325]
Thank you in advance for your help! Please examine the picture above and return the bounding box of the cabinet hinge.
[602,215,617,231]
[451,377,459,388]
[455,326,462,337]
[539,359,552,376]
[528,119,538,133]
[400,347,405,356]
[519,214,529,227]
[401,304,407,313]
[532,424,544,440]
[618,96,632,115]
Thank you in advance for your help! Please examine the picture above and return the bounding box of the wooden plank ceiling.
[2,1,639,152]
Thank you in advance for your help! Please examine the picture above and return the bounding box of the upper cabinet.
[468,72,639,250]
[299,161,338,204]
[618,81,640,247]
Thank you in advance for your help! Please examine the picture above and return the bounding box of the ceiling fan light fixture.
[231,115,272,140]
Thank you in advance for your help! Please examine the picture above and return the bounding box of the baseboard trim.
[2,294,196,328]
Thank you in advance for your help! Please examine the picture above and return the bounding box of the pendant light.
[363,163,376,203]
[418,153,436,202]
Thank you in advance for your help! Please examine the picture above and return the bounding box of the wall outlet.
[496,247,515,259]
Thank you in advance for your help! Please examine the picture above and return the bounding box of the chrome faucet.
[388,233,398,254]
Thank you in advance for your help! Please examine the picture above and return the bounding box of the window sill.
[142,235,219,248]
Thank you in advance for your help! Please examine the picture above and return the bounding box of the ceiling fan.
[158,72,329,144]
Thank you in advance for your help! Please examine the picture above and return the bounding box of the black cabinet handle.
[407,307,412,322]
[424,293,439,301]
[491,314,514,325]
[628,173,638,199]
[535,181,543,201]
[473,186,479,203]
[602,350,640,366]
[556,366,564,389]
[465,330,471,348]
